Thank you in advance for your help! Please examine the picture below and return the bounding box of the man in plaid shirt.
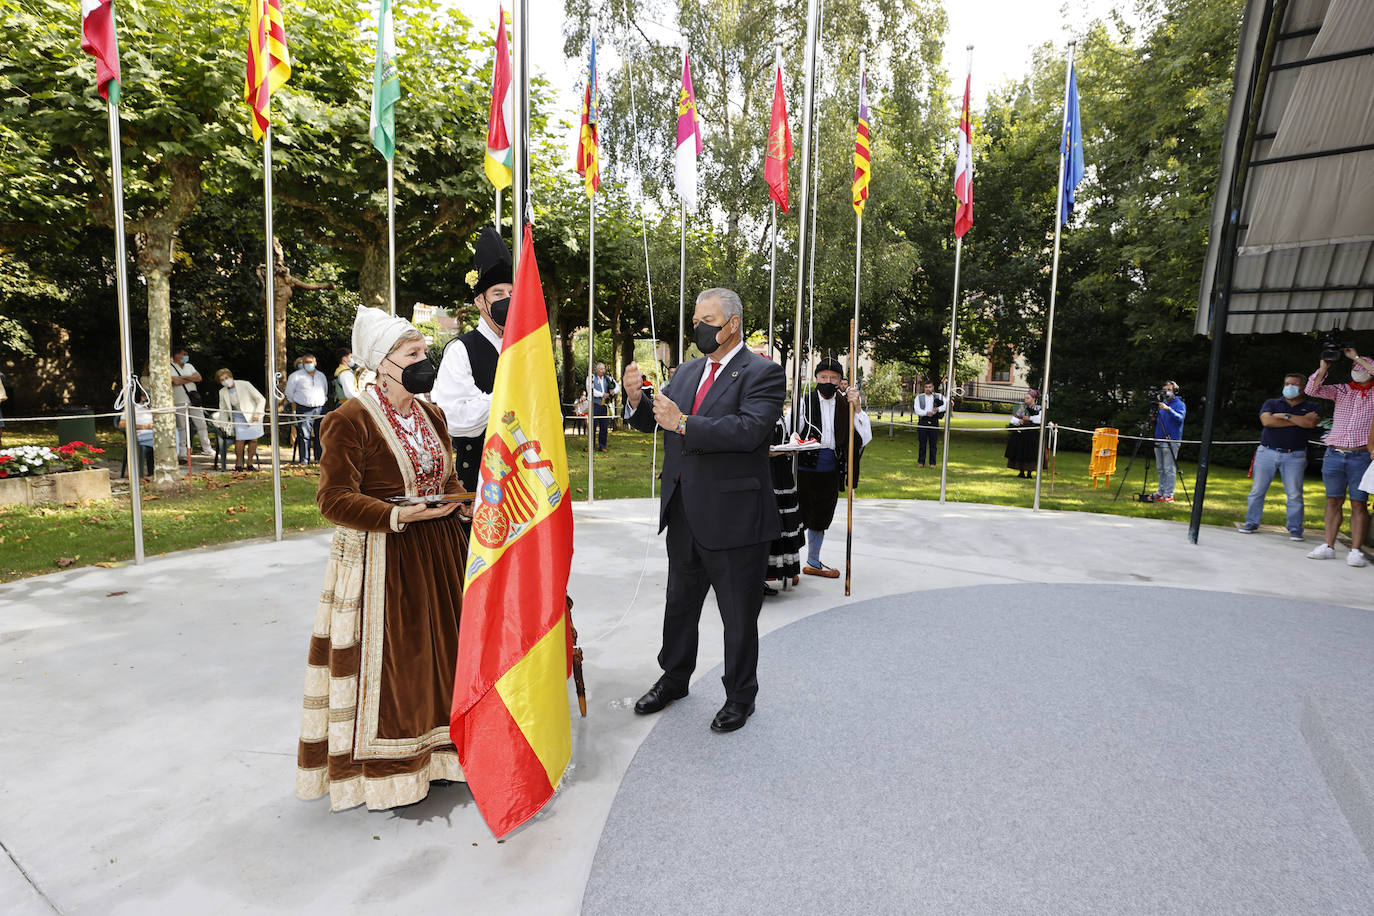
[1305,347,1374,566]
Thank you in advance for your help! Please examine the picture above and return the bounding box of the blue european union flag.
[1060,64,1085,226]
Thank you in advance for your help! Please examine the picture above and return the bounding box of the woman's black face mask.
[387,355,439,394]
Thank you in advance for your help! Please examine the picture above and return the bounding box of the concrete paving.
[1,498,1371,915]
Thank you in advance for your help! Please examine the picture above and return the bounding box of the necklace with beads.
[375,390,445,492]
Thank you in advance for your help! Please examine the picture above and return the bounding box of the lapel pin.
[731,371,739,378]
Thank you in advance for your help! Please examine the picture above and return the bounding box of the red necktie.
[690,362,720,415]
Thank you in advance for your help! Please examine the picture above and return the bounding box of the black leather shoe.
[634,681,687,715]
[763,583,778,597]
[710,701,754,733]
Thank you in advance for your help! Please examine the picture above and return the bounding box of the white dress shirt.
[815,394,873,449]
[283,367,329,408]
[433,317,504,437]
[692,339,746,402]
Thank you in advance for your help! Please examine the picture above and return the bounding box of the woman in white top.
[213,369,268,471]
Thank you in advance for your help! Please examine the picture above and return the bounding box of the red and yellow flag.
[574,38,600,196]
[764,63,792,212]
[954,72,973,239]
[451,225,574,838]
[245,0,291,141]
[852,70,871,216]
[484,4,513,191]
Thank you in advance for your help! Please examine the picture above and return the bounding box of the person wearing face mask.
[1240,373,1320,539]
[434,224,513,493]
[284,352,330,464]
[212,369,267,471]
[795,357,872,578]
[333,348,360,404]
[1150,381,1186,502]
[1304,347,1374,565]
[297,305,470,812]
[619,288,786,733]
[170,347,217,460]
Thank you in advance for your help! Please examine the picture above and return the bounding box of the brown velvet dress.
[295,392,469,811]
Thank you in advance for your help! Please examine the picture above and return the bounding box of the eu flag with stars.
[1059,63,1085,226]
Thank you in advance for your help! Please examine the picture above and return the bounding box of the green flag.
[370,0,399,159]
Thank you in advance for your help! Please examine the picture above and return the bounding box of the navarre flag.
[1059,63,1085,226]
[852,69,871,216]
[245,0,291,141]
[80,0,121,104]
[451,225,574,838]
[484,5,513,191]
[954,72,973,239]
[764,64,793,212]
[675,53,703,212]
[370,0,399,160]
[574,38,600,196]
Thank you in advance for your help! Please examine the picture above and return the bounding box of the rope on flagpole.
[625,52,660,502]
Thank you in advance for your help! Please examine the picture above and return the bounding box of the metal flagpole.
[510,0,528,270]
[1033,41,1076,511]
[108,98,144,564]
[587,194,596,501]
[495,188,501,233]
[792,0,820,426]
[678,202,686,363]
[387,159,396,315]
[264,125,283,542]
[938,237,962,504]
[844,318,856,595]
[852,51,864,343]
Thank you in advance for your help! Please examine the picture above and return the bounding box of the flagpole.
[108,98,144,564]
[510,0,528,270]
[939,45,973,505]
[792,0,820,426]
[845,318,856,596]
[1034,41,1076,511]
[264,125,283,542]
[387,158,396,315]
[587,193,596,502]
[495,188,501,232]
[678,201,687,363]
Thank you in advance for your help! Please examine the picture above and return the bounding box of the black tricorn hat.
[470,224,513,297]
[814,354,844,376]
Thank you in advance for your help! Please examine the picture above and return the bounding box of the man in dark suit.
[621,288,786,732]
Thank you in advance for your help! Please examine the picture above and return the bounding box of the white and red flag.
[674,53,703,212]
[954,72,973,239]
[80,0,122,103]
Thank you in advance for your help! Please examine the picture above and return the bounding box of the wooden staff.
[845,318,856,596]
[565,594,587,717]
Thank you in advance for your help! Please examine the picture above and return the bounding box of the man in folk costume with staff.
[795,356,871,579]
[434,225,515,494]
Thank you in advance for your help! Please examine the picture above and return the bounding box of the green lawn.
[0,417,1296,583]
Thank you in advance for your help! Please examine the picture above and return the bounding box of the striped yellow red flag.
[852,70,871,216]
[451,225,574,837]
[245,0,291,141]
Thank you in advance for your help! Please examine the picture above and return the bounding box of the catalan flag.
[451,225,574,838]
[954,72,973,239]
[764,63,792,212]
[80,0,121,104]
[574,38,600,196]
[245,0,291,141]
[852,69,871,216]
[483,4,513,191]
[675,53,703,212]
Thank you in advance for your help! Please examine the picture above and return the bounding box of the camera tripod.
[1112,420,1192,507]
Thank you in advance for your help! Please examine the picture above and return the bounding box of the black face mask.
[694,320,725,354]
[488,296,511,327]
[389,356,438,395]
[816,382,839,399]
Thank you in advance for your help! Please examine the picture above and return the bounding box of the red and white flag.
[954,72,973,239]
[80,0,122,103]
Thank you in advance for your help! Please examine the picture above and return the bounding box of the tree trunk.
[359,242,388,310]
[558,312,577,401]
[137,224,180,492]
[610,300,624,386]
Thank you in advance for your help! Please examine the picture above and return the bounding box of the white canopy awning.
[1196,0,1374,335]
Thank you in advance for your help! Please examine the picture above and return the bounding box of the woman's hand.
[397,502,460,524]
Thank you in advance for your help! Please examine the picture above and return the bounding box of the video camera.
[1320,336,1353,363]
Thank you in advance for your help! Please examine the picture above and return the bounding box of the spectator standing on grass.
[285,353,329,464]
[913,380,945,468]
[333,348,360,405]
[1151,381,1186,502]
[116,393,155,478]
[1304,348,1374,566]
[213,369,267,472]
[1240,373,1320,540]
[170,347,216,460]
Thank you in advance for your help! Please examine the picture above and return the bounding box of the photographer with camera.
[1304,344,1374,566]
[1150,381,1186,503]
[1239,373,1320,539]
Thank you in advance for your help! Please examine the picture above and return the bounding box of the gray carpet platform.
[582,585,1374,915]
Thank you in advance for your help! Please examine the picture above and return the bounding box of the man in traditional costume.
[795,356,872,579]
[296,306,470,811]
[433,225,514,493]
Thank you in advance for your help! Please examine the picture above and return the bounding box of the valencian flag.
[484,4,513,191]
[451,226,574,838]
[765,63,793,212]
[675,54,703,212]
[954,72,973,238]
[1060,63,1085,225]
[80,0,122,104]
[245,0,291,141]
[574,38,600,196]
[852,69,871,216]
[370,0,399,160]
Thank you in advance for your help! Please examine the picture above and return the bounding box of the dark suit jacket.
[628,349,786,550]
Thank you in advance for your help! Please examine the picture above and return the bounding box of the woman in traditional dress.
[1004,388,1043,478]
[296,306,470,811]
[765,418,804,594]
[212,369,267,471]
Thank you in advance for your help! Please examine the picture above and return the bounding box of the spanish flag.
[451,225,574,838]
[245,0,291,141]
[574,38,600,196]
